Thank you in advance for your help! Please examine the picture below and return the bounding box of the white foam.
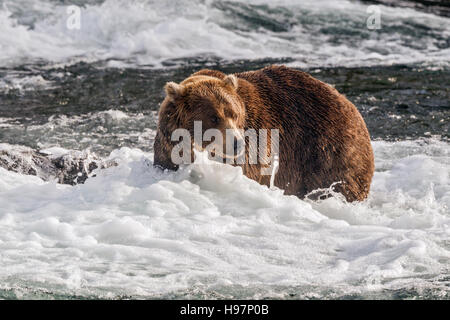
[38,147,69,158]
[0,139,448,298]
[0,0,448,69]
[98,110,129,121]
[0,74,55,93]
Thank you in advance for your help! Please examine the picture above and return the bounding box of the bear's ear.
[223,74,238,90]
[164,82,184,101]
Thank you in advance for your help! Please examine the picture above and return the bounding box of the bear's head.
[154,73,246,170]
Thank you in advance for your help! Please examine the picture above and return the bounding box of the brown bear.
[153,65,374,202]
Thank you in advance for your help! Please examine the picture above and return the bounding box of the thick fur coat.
[154,65,374,202]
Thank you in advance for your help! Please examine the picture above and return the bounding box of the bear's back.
[237,65,374,202]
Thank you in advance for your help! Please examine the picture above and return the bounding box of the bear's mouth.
[193,142,244,162]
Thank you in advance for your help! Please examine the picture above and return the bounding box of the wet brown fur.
[154,65,375,202]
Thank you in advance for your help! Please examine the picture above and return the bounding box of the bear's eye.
[211,115,219,124]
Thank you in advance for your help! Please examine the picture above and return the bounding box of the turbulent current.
[0,0,449,299]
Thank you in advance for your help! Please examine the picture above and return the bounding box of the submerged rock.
[0,144,116,185]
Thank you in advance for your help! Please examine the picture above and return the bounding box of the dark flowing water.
[1,61,448,156]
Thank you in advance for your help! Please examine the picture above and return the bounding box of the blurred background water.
[0,0,448,299]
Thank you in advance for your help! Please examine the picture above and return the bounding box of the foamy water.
[0,139,448,298]
[0,0,449,69]
[0,0,449,300]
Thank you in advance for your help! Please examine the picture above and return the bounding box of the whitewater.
[0,138,449,298]
[0,0,449,69]
[0,0,449,299]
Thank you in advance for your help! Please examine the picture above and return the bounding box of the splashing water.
[0,139,448,299]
